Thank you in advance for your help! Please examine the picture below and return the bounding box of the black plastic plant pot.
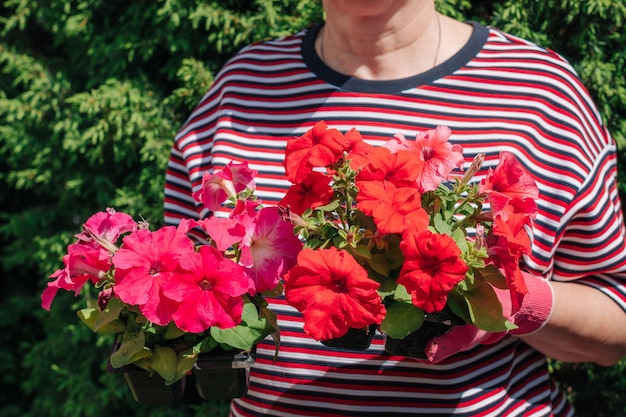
[192,347,256,400]
[122,369,186,404]
[320,324,377,351]
[107,342,186,404]
[384,309,465,359]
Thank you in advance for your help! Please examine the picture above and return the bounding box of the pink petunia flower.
[196,217,247,251]
[384,126,464,192]
[229,200,263,268]
[75,207,137,244]
[41,242,111,311]
[162,246,250,333]
[244,206,303,293]
[112,226,196,325]
[193,161,258,212]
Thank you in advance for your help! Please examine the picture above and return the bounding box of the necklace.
[318,13,443,71]
[432,13,442,67]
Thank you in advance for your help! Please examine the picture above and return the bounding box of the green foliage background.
[1,1,624,416]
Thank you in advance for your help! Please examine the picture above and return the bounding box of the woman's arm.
[520,280,626,366]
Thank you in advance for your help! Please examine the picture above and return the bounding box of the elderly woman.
[165,1,626,415]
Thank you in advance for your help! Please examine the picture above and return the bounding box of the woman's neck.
[318,2,472,80]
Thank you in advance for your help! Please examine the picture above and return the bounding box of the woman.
[165,1,626,415]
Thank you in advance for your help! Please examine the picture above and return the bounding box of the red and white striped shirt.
[165,22,626,416]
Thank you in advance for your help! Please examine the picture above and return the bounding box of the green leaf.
[451,282,517,332]
[380,301,425,339]
[315,199,340,212]
[461,241,488,269]
[172,350,197,384]
[240,301,264,326]
[163,321,187,340]
[351,244,372,260]
[210,326,257,350]
[451,227,469,252]
[432,212,452,234]
[77,308,126,334]
[151,345,178,383]
[367,253,390,276]
[259,304,281,360]
[93,297,123,332]
[385,245,405,270]
[476,264,509,289]
[455,271,473,292]
[392,283,412,303]
[210,302,268,350]
[109,331,146,368]
[128,352,154,372]
[446,294,472,324]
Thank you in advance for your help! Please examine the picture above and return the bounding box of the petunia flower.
[229,200,263,268]
[283,247,386,341]
[162,246,250,333]
[41,275,63,311]
[284,121,349,183]
[356,180,429,234]
[112,226,197,325]
[197,217,247,251]
[41,242,111,311]
[487,211,533,309]
[398,230,469,313]
[237,206,303,293]
[193,161,258,212]
[74,207,137,244]
[279,171,334,216]
[479,151,539,220]
[344,127,374,170]
[384,126,464,192]
[357,147,423,187]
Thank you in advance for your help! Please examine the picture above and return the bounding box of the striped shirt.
[164,21,626,416]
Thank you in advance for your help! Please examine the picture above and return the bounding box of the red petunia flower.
[356,180,429,234]
[479,151,539,220]
[398,230,469,313]
[357,147,423,187]
[284,121,349,183]
[283,247,386,341]
[487,211,533,309]
[279,171,334,216]
[343,127,374,170]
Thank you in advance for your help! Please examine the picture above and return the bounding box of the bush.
[1,1,624,416]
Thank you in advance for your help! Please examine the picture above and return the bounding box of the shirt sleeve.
[553,144,626,311]
[164,139,202,225]
[163,76,225,226]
